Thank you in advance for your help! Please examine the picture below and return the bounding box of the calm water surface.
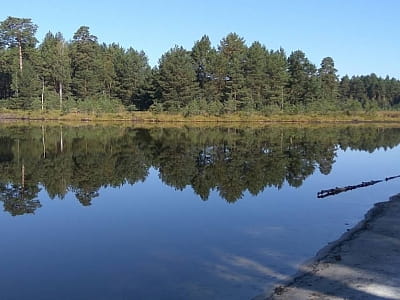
[0,125,399,299]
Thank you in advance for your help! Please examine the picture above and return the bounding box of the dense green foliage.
[1,125,400,215]
[1,16,400,114]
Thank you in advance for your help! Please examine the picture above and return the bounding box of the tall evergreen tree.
[0,47,15,99]
[191,35,220,102]
[385,76,400,106]
[39,32,71,109]
[0,17,38,71]
[192,35,213,89]
[218,33,248,108]
[266,48,288,109]
[339,75,351,100]
[244,41,268,108]
[101,44,152,108]
[366,73,387,107]
[98,43,116,98]
[157,45,198,110]
[10,60,40,109]
[318,57,338,101]
[70,26,101,99]
[349,76,367,104]
[114,47,150,107]
[287,50,318,105]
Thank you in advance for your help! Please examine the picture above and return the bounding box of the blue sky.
[1,0,399,78]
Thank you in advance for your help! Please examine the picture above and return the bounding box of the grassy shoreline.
[1,109,400,124]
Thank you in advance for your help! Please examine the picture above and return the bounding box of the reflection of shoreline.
[2,119,400,129]
[265,194,400,299]
[1,125,400,215]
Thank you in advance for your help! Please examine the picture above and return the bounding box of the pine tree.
[98,43,116,98]
[339,75,351,100]
[123,49,150,106]
[266,48,288,109]
[0,47,15,99]
[192,35,212,88]
[10,60,40,109]
[104,44,151,108]
[218,33,248,108]
[191,35,221,103]
[157,45,198,110]
[39,32,71,109]
[244,41,268,109]
[349,76,367,104]
[287,50,318,106]
[0,17,38,71]
[70,26,101,99]
[318,57,338,101]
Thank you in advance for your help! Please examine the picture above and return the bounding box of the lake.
[0,124,399,299]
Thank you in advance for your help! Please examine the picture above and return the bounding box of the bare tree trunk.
[21,163,25,190]
[60,125,63,152]
[42,125,46,159]
[59,82,63,111]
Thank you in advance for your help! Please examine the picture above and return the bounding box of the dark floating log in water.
[317,175,400,198]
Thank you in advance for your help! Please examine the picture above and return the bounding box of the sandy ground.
[263,193,400,300]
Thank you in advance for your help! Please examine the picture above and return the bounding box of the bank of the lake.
[265,194,400,300]
[1,109,400,124]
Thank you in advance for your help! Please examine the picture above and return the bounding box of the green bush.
[182,99,209,117]
[363,99,379,112]
[207,100,223,116]
[284,104,306,115]
[31,90,60,111]
[57,96,125,114]
[261,104,281,116]
[223,99,238,114]
[149,102,164,114]
[343,98,363,112]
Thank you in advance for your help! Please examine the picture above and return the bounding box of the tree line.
[1,125,400,215]
[1,16,400,114]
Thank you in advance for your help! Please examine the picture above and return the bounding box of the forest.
[1,125,400,216]
[1,16,400,115]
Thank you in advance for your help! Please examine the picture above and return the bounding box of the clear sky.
[1,0,399,78]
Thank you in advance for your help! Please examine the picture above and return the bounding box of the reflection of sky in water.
[0,146,399,299]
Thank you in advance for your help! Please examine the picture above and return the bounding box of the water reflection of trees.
[0,125,399,215]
